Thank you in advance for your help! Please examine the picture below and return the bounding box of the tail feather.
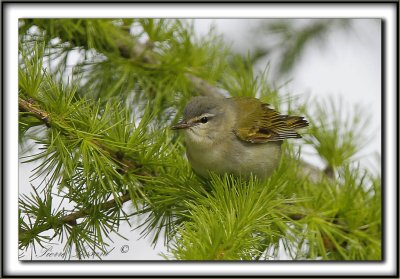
[284,116,309,130]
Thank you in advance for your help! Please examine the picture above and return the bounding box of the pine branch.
[18,97,151,176]
[19,193,131,243]
[19,96,155,243]
[62,192,132,225]
[116,39,225,99]
[184,73,225,99]
[19,97,51,126]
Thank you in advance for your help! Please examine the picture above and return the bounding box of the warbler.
[172,96,308,179]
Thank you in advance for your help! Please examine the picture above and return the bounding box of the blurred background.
[19,18,381,260]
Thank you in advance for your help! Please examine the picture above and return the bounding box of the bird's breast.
[185,135,282,179]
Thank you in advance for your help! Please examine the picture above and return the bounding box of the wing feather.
[232,97,308,143]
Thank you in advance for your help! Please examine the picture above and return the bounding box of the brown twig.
[19,193,132,242]
[116,40,225,98]
[184,73,225,98]
[61,193,132,225]
[19,97,51,125]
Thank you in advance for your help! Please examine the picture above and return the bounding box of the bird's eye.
[200,117,208,124]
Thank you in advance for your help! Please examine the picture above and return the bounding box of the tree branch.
[19,97,51,126]
[61,193,132,225]
[18,97,151,176]
[19,193,132,242]
[116,41,225,98]
[19,97,152,242]
[184,73,225,99]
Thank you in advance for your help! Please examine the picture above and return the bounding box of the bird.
[171,96,308,180]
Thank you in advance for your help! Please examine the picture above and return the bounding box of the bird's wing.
[232,97,309,143]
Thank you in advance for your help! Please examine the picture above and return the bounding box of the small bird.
[172,96,308,180]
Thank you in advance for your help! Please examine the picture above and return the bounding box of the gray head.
[184,96,225,120]
[171,96,234,145]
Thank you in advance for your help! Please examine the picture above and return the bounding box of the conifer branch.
[19,97,51,126]
[116,40,225,99]
[62,192,132,225]
[184,73,225,99]
[19,193,132,242]
[19,95,151,242]
[18,97,152,176]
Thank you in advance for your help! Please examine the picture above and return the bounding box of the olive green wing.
[232,97,309,143]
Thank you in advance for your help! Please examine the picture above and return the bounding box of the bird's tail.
[284,116,309,130]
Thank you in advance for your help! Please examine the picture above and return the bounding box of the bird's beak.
[171,121,195,130]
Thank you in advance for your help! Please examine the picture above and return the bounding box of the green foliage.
[18,18,380,261]
[168,174,288,260]
[288,165,381,260]
[304,96,372,173]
